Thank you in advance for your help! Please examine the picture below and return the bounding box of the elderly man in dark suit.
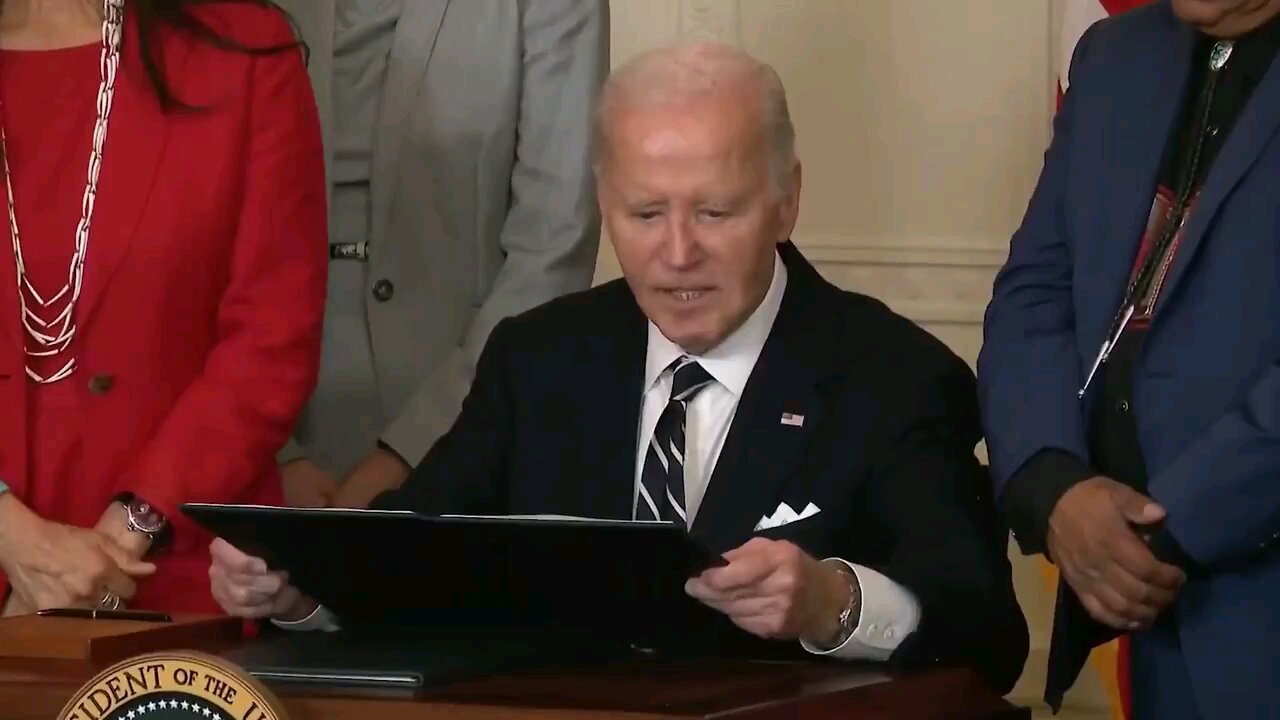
[210,39,1028,692]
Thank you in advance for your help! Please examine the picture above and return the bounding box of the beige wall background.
[596,2,1111,718]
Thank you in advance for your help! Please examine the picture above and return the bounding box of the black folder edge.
[181,503,726,566]
[180,502,728,616]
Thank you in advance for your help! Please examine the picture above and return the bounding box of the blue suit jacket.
[979,1,1280,715]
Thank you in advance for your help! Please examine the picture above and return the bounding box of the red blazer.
[0,5,327,612]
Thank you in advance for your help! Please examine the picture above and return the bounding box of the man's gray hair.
[592,40,797,191]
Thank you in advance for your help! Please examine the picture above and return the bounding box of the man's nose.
[661,217,702,269]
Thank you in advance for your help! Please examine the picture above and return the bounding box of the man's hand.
[208,538,315,621]
[0,495,156,611]
[1048,476,1186,630]
[684,538,850,646]
[330,447,411,509]
[281,458,340,508]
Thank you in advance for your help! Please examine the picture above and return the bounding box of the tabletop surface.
[0,653,1027,720]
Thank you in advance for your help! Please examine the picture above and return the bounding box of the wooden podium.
[0,614,1029,720]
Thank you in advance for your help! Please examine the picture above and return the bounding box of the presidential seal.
[58,652,288,720]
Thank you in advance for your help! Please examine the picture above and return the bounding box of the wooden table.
[0,656,1029,719]
[0,615,1029,719]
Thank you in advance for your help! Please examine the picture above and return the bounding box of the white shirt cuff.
[800,558,921,661]
[269,603,341,632]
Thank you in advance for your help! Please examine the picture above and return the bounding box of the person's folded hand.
[281,458,340,508]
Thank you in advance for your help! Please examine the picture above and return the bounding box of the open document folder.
[181,504,727,635]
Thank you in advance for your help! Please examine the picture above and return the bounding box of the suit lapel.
[579,286,648,520]
[690,247,840,552]
[370,0,449,231]
[76,12,178,329]
[1090,19,1196,343]
[1156,43,1280,313]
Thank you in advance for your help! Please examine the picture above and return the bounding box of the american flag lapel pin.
[780,412,805,427]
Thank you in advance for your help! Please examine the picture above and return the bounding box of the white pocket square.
[753,501,821,531]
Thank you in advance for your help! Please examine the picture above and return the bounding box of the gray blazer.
[276,0,608,466]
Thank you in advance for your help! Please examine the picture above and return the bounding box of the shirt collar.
[643,250,788,398]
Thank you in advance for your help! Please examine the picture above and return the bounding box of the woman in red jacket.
[0,0,326,615]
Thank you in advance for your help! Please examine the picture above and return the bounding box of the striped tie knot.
[670,356,714,403]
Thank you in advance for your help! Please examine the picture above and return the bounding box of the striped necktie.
[636,356,715,527]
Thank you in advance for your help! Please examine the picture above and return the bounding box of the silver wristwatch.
[125,500,166,537]
[116,493,170,552]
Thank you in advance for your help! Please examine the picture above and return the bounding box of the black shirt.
[1002,15,1280,561]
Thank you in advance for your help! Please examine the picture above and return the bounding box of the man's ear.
[777,160,802,241]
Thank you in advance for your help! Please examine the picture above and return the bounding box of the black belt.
[330,242,369,261]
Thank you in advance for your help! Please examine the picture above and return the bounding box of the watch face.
[128,501,166,534]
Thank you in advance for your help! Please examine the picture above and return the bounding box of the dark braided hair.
[3,0,306,111]
[131,0,305,109]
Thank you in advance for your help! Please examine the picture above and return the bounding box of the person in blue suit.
[978,0,1280,718]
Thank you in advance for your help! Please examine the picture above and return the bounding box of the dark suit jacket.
[373,242,1028,693]
[979,1,1280,715]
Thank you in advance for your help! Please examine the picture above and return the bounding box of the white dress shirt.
[278,252,921,660]
[633,253,784,525]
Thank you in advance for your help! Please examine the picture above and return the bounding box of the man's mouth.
[661,288,714,301]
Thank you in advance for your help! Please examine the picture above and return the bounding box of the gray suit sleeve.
[276,435,309,465]
[381,0,609,465]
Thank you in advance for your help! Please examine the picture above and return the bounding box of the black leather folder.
[217,622,626,689]
[181,504,726,639]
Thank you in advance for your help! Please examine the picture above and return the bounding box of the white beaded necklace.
[3,0,124,384]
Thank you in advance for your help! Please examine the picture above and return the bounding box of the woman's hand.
[93,502,151,562]
[281,458,340,508]
[0,494,156,611]
[2,595,32,617]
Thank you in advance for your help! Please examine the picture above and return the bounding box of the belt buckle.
[329,242,369,261]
